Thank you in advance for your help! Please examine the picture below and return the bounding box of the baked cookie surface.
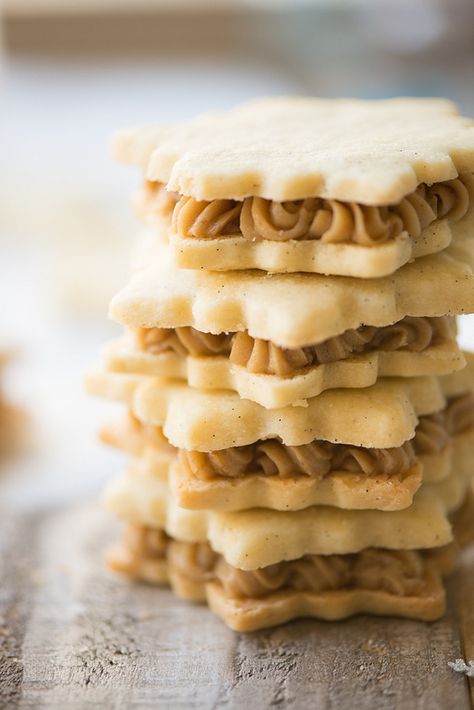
[113,97,474,204]
[142,181,474,278]
[97,369,474,513]
[98,390,474,515]
[86,371,446,450]
[107,486,474,630]
[104,458,470,570]
[94,97,474,632]
[113,98,474,277]
[103,316,464,409]
[109,239,474,349]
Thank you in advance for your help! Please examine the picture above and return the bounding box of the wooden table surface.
[0,503,473,710]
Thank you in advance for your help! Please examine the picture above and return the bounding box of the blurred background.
[1,0,474,509]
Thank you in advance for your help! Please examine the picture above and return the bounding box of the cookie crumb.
[448,659,474,677]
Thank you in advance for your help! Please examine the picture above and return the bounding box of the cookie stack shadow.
[87,98,474,631]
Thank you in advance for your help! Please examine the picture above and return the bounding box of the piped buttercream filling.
[135,315,454,377]
[121,524,431,599]
[140,172,474,246]
[122,392,474,480]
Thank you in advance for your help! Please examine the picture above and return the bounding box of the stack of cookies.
[88,98,474,631]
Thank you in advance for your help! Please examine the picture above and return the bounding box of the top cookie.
[113,97,474,204]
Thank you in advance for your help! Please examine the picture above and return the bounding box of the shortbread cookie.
[106,486,474,630]
[109,525,170,588]
[140,179,474,278]
[206,472,470,570]
[441,349,474,396]
[109,239,474,349]
[108,488,474,630]
[420,393,474,485]
[172,410,474,513]
[86,371,446,450]
[109,526,448,626]
[113,98,474,276]
[169,211,472,278]
[97,419,450,514]
[95,357,474,513]
[104,459,471,569]
[106,411,449,487]
[171,371,474,511]
[100,412,175,463]
[98,382,474,512]
[113,97,474,204]
[103,315,464,409]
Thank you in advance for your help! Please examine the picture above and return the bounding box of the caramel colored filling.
[444,391,474,435]
[180,409,452,482]
[123,524,429,599]
[123,523,169,561]
[123,394,466,481]
[142,172,474,246]
[136,315,454,377]
[172,544,427,599]
[127,413,175,454]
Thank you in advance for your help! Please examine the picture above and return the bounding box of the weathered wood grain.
[0,503,472,710]
[451,545,474,707]
[0,512,39,709]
